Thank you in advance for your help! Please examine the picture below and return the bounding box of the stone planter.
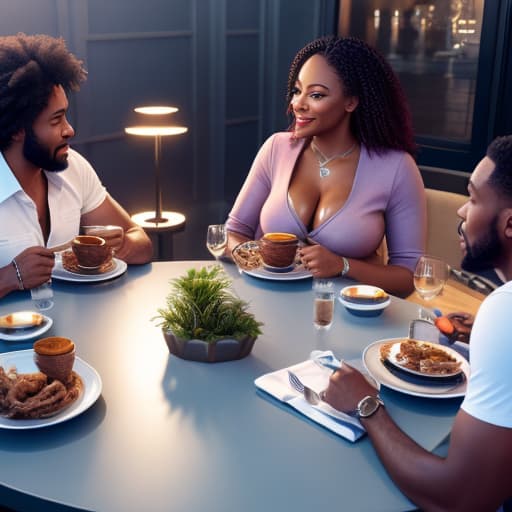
[163,330,257,363]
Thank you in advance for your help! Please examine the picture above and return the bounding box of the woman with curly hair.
[0,33,152,299]
[226,36,426,296]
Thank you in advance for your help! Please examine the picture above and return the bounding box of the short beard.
[23,127,69,172]
[461,216,502,272]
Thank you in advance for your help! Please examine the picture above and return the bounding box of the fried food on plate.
[0,366,83,419]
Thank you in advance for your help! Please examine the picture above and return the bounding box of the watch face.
[358,396,381,417]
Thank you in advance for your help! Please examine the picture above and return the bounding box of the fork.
[288,370,325,405]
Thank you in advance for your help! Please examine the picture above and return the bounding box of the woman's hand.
[298,244,343,278]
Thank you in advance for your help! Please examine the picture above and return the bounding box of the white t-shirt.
[461,280,512,428]
[0,149,107,267]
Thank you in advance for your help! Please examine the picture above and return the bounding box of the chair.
[425,188,468,270]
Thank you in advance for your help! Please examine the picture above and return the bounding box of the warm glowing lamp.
[125,106,188,260]
[125,108,187,225]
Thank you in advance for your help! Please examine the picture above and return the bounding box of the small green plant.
[154,266,263,343]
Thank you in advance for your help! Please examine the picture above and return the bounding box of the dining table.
[0,260,468,512]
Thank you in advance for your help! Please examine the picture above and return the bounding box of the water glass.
[313,280,335,329]
[413,255,449,301]
[31,280,54,311]
[206,224,227,259]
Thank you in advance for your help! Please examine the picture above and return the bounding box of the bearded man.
[0,34,152,297]
[325,135,512,512]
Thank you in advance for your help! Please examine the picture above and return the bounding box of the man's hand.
[435,312,474,344]
[323,363,379,413]
[12,246,55,290]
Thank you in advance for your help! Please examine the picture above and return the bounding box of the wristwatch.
[355,395,384,418]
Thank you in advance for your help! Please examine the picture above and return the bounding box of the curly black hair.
[487,135,512,201]
[0,33,86,151]
[286,36,416,156]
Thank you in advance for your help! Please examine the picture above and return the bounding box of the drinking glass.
[31,280,54,311]
[313,280,335,330]
[206,224,227,259]
[413,256,449,301]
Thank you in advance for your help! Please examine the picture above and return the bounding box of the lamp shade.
[134,106,178,115]
[124,126,188,137]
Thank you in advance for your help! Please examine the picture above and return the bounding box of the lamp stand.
[143,135,168,224]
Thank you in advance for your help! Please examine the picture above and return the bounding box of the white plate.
[385,340,464,378]
[243,265,312,281]
[363,338,470,399]
[0,350,102,429]
[0,315,53,341]
[52,256,127,283]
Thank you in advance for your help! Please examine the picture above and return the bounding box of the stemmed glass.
[206,224,227,259]
[413,255,450,301]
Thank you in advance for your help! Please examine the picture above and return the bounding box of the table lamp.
[125,106,188,225]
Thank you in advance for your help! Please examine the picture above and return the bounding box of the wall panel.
[0,0,336,258]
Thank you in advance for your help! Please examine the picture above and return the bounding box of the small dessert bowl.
[33,336,75,383]
[259,232,299,269]
[72,235,112,269]
[338,285,391,317]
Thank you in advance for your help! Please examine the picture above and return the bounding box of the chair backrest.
[425,188,468,270]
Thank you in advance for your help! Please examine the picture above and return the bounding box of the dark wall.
[0,0,336,258]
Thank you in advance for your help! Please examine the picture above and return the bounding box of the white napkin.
[254,353,365,442]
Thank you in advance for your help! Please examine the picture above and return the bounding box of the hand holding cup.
[81,225,124,253]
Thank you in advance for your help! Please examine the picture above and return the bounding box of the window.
[337,0,510,175]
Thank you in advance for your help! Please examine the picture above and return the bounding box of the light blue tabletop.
[0,261,461,512]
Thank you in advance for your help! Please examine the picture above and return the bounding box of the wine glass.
[206,224,227,259]
[413,255,449,301]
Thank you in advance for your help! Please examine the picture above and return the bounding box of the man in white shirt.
[325,135,512,511]
[0,34,153,297]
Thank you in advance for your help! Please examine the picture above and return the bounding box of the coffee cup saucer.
[77,263,102,271]
[262,262,295,273]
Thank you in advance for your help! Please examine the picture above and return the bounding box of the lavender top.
[226,132,426,272]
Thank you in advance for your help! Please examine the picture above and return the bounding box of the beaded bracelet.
[11,259,24,290]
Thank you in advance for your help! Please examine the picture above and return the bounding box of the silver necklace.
[311,141,357,178]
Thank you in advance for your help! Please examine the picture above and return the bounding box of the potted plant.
[154,266,263,362]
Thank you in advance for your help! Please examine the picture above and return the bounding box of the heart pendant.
[319,166,330,178]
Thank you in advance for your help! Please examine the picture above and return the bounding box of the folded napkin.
[254,352,366,442]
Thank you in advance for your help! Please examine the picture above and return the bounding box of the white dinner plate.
[0,314,53,341]
[363,338,470,399]
[242,265,312,281]
[52,255,127,283]
[0,349,102,429]
[385,340,464,378]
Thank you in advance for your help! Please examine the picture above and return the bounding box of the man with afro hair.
[0,34,152,297]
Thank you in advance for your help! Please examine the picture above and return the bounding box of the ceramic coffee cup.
[33,336,75,383]
[72,235,111,269]
[259,232,299,268]
[81,225,124,252]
